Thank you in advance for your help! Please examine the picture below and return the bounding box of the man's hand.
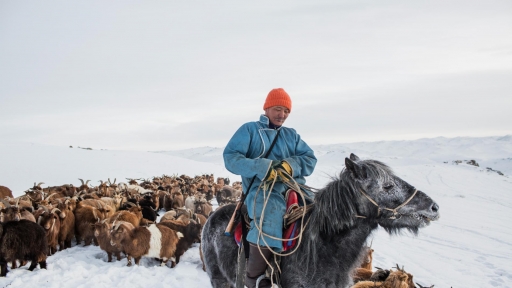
[264,160,292,183]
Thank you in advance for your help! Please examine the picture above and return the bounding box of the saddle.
[234,189,304,251]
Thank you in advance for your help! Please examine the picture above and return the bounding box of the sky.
[1,0,512,150]
[0,136,511,287]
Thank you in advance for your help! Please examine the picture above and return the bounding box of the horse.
[201,154,440,288]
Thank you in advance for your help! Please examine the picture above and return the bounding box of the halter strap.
[358,188,418,220]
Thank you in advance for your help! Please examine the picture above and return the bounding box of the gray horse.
[201,154,440,287]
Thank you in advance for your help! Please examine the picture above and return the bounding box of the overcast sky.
[1,0,511,151]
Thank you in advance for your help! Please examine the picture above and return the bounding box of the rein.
[358,188,418,219]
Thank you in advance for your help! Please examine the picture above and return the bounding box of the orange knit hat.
[263,88,292,112]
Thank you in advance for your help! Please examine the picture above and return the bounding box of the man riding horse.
[223,88,317,288]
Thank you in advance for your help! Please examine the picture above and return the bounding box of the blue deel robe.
[223,115,317,250]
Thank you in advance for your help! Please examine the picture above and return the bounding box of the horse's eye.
[383,183,394,190]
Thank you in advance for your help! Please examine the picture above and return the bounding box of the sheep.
[158,219,201,267]
[55,199,75,250]
[93,220,127,262]
[109,222,183,267]
[0,220,48,277]
[36,206,61,255]
[0,186,13,199]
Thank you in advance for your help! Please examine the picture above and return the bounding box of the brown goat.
[74,205,104,246]
[352,246,375,282]
[351,269,411,288]
[107,206,143,227]
[171,190,184,209]
[194,197,212,218]
[1,200,25,223]
[0,186,14,199]
[110,222,183,267]
[36,206,61,255]
[56,200,75,250]
[93,220,126,262]
[158,219,202,267]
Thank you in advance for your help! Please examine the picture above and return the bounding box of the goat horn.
[114,222,122,230]
[15,198,20,207]
[51,208,61,214]
[113,178,116,184]
[86,180,91,185]
[37,182,45,187]
[46,193,57,201]
[79,178,84,185]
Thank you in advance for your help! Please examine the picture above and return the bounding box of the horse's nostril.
[431,203,439,213]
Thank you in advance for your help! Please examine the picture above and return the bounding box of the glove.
[264,160,293,182]
[264,160,280,182]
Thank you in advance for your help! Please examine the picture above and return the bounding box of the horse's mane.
[300,159,395,274]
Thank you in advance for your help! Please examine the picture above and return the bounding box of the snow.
[1,135,511,287]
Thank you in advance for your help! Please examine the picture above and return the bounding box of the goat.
[138,194,159,222]
[107,206,143,228]
[351,269,411,288]
[0,220,48,277]
[109,222,183,267]
[352,245,375,282]
[100,195,123,212]
[93,220,126,262]
[74,205,104,246]
[0,186,13,199]
[171,190,184,209]
[184,195,195,212]
[194,196,212,218]
[158,219,201,267]
[55,199,75,250]
[36,206,61,255]
[1,199,36,223]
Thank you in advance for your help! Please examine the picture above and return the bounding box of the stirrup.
[255,274,279,288]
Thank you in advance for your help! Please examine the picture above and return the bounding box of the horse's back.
[202,204,240,288]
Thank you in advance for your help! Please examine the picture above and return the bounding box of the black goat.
[0,220,48,276]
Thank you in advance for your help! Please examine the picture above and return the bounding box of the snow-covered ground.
[1,135,511,287]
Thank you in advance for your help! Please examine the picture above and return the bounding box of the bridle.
[357,188,419,220]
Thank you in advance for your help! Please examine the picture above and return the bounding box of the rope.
[359,188,418,219]
[250,168,314,286]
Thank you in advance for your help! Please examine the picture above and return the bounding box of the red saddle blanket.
[234,189,301,251]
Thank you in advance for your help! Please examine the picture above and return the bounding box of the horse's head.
[344,153,440,234]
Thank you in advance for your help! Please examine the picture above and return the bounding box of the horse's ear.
[349,153,360,161]
[345,158,367,179]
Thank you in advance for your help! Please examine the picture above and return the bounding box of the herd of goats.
[0,176,435,288]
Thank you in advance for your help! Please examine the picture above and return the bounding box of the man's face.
[264,106,290,126]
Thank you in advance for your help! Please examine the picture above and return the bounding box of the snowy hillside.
[0,136,511,287]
